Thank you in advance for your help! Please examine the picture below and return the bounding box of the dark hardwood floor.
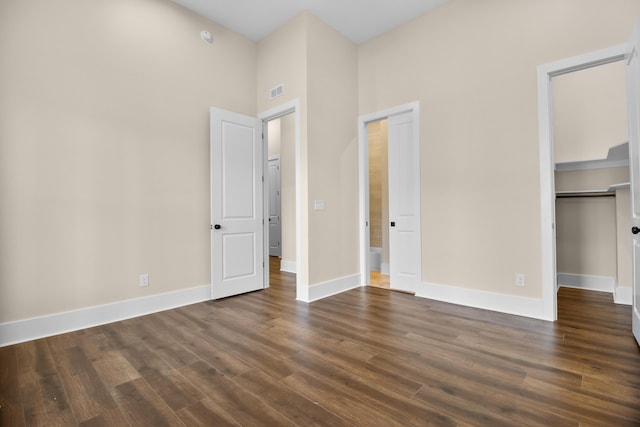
[1,267,639,426]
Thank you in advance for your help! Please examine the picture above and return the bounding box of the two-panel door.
[211,108,264,299]
[387,112,422,293]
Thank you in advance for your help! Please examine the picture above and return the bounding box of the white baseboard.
[0,284,211,347]
[280,260,297,274]
[298,273,361,303]
[614,286,632,305]
[380,263,390,275]
[416,281,546,320]
[557,273,615,293]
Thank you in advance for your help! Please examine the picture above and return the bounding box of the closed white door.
[626,19,640,346]
[268,157,282,257]
[387,112,421,292]
[210,108,264,299]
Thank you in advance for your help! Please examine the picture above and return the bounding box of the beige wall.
[553,61,628,163]
[306,14,359,284]
[0,0,257,323]
[555,167,630,192]
[4,0,639,327]
[258,12,359,286]
[556,197,618,277]
[257,13,310,284]
[358,0,640,298]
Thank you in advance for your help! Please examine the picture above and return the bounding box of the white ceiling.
[171,0,449,44]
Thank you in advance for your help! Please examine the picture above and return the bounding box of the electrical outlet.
[139,273,149,287]
[516,273,525,287]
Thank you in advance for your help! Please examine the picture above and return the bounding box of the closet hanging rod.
[555,191,615,198]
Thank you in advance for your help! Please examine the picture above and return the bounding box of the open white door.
[626,19,640,346]
[268,157,282,257]
[211,108,264,299]
[388,111,421,292]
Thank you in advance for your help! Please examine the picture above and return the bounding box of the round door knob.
[214,224,221,230]
[632,226,640,235]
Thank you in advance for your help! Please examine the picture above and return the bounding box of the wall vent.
[270,84,284,99]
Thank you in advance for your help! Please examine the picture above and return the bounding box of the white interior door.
[268,157,281,257]
[211,108,264,299]
[388,111,421,292]
[626,19,640,346]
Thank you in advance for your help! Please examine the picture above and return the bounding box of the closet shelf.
[608,182,630,191]
[555,182,630,198]
[555,142,629,172]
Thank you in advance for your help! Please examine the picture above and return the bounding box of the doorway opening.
[358,102,422,294]
[538,44,628,321]
[259,99,302,299]
[552,60,630,314]
[266,112,296,276]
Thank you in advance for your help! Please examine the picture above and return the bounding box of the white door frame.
[358,101,420,285]
[258,99,302,297]
[537,44,628,321]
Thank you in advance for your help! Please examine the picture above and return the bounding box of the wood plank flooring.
[1,271,639,426]
[369,271,390,289]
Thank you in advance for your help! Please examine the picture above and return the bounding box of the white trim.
[557,273,616,292]
[280,260,297,273]
[416,282,546,320]
[298,274,362,303]
[0,285,211,347]
[537,44,629,322]
[358,102,420,286]
[614,286,632,305]
[259,99,303,299]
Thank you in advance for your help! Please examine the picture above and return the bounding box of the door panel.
[222,233,255,279]
[211,108,264,299]
[223,125,257,218]
[626,19,640,346]
[388,112,421,292]
[268,157,282,257]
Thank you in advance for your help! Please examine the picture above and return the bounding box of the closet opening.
[551,58,631,311]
